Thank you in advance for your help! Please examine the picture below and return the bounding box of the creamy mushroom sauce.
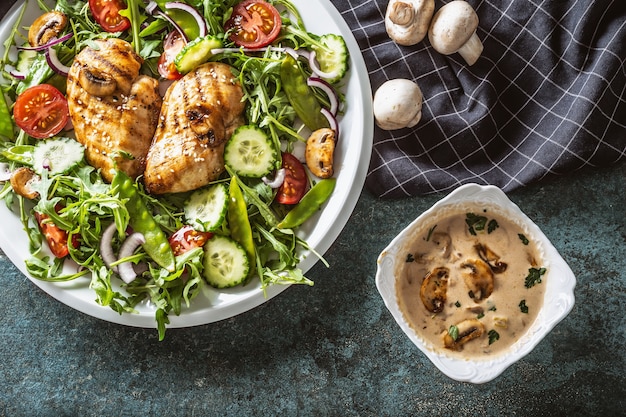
[396,206,546,358]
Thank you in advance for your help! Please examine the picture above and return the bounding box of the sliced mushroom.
[443,318,485,350]
[431,232,452,259]
[10,167,41,200]
[420,266,449,313]
[461,258,494,302]
[305,128,336,179]
[373,79,423,130]
[28,11,68,47]
[428,0,483,65]
[385,0,435,46]
[78,68,118,97]
[475,243,507,273]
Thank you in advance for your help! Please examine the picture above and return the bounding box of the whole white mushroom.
[428,0,483,65]
[385,0,435,46]
[373,79,423,130]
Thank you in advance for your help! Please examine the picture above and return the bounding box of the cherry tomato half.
[13,84,69,139]
[34,205,78,258]
[158,30,186,80]
[276,152,307,205]
[168,225,213,256]
[88,0,131,33]
[224,0,282,49]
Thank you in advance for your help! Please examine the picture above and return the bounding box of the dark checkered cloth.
[333,0,626,198]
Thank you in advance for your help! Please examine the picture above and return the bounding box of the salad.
[0,0,350,339]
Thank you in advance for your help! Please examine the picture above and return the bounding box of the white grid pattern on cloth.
[332,0,626,198]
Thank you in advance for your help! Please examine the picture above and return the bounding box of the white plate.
[376,184,576,383]
[0,0,373,328]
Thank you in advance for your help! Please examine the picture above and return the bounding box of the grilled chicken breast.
[66,38,161,182]
[143,62,245,194]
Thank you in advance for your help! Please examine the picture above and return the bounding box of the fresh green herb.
[426,225,437,241]
[466,212,499,235]
[488,305,497,312]
[519,300,528,314]
[525,267,547,288]
[406,253,415,263]
[465,213,487,235]
[476,312,484,319]
[448,325,459,341]
[487,219,499,233]
[454,300,461,308]
[488,329,500,345]
[518,233,529,245]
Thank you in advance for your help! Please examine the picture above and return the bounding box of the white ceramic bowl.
[375,183,576,383]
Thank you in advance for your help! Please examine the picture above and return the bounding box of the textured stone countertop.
[1,160,624,416]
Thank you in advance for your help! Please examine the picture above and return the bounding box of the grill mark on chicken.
[144,62,245,194]
[66,38,161,182]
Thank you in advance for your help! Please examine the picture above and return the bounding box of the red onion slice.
[8,66,26,80]
[100,222,119,272]
[164,2,208,38]
[262,168,286,188]
[321,108,339,139]
[307,76,339,116]
[45,47,70,77]
[117,232,146,283]
[17,32,73,52]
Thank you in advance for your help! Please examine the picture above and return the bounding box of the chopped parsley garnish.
[488,329,500,345]
[525,267,547,288]
[518,233,529,245]
[465,213,487,235]
[488,305,497,312]
[406,253,415,263]
[448,325,459,341]
[487,219,499,233]
[454,301,461,308]
[466,213,499,235]
[476,312,485,319]
[519,300,528,314]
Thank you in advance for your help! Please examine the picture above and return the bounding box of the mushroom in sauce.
[460,258,494,302]
[420,266,449,313]
[443,318,485,351]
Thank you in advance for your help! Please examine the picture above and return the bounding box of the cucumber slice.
[174,35,223,74]
[203,234,250,288]
[224,125,277,178]
[32,137,85,175]
[184,183,229,232]
[312,34,349,83]
[16,48,37,75]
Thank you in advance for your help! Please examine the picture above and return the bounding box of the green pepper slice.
[154,0,202,41]
[0,91,14,139]
[281,54,330,131]
[228,176,255,276]
[277,178,336,229]
[112,170,175,272]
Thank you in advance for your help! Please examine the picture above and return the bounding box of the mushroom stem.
[457,32,483,66]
